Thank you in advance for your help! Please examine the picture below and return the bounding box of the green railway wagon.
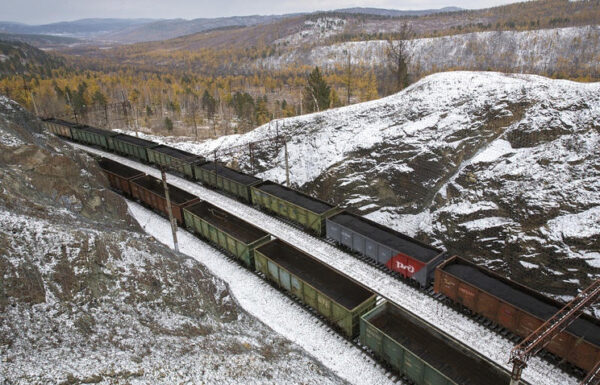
[250,181,342,236]
[183,201,270,268]
[41,118,77,139]
[71,125,117,150]
[147,145,204,179]
[360,301,514,385]
[110,134,157,163]
[255,239,376,338]
[194,161,262,203]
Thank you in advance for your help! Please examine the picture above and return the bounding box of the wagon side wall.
[326,218,438,286]
[183,207,263,269]
[147,149,196,178]
[113,138,151,163]
[360,303,454,385]
[251,186,335,236]
[254,247,368,338]
[435,262,599,372]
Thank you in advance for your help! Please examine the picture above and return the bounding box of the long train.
[42,117,600,379]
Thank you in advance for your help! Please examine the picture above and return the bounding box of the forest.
[1,0,599,137]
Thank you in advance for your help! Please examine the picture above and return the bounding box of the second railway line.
[69,141,578,385]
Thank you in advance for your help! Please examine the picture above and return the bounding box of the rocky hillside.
[0,96,347,384]
[257,25,600,80]
[169,71,599,310]
[0,40,64,76]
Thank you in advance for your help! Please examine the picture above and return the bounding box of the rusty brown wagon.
[130,174,199,225]
[434,256,600,372]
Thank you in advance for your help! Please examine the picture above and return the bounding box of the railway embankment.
[0,96,349,384]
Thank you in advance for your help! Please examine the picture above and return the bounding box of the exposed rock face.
[178,72,599,311]
[0,96,346,384]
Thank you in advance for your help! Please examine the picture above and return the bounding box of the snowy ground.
[71,142,578,385]
[127,201,398,385]
[257,25,600,76]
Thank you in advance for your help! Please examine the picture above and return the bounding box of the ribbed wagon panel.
[130,175,198,225]
[254,239,376,337]
[360,301,512,385]
[250,181,341,236]
[182,201,269,268]
[435,256,600,372]
[326,211,446,286]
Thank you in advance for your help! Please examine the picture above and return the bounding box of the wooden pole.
[161,168,179,252]
[249,143,254,174]
[284,137,290,187]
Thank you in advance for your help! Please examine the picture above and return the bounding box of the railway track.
[70,141,579,385]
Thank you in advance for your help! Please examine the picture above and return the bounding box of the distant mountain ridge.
[100,14,292,43]
[0,6,461,43]
[0,18,157,38]
[332,6,462,16]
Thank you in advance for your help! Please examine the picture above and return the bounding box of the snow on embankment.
[156,71,600,309]
[258,25,600,77]
[0,96,348,384]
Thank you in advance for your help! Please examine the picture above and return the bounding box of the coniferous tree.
[303,67,330,113]
[201,90,217,119]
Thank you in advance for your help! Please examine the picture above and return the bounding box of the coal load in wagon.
[98,158,144,179]
[185,201,268,244]
[366,302,510,385]
[443,263,600,346]
[200,162,261,185]
[256,181,333,214]
[152,145,202,161]
[257,239,372,309]
[329,212,440,263]
[132,175,196,204]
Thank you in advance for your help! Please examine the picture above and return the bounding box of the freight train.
[42,117,600,379]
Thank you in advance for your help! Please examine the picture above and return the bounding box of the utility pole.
[284,136,290,187]
[509,279,600,385]
[66,92,78,124]
[213,149,218,178]
[249,143,254,174]
[161,168,179,253]
[276,121,290,187]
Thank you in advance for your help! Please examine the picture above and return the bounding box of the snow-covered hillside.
[0,96,348,384]
[258,26,600,78]
[155,71,599,309]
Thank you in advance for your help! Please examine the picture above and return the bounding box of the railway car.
[41,118,78,139]
[434,256,600,372]
[254,238,376,338]
[130,175,199,225]
[360,301,513,385]
[250,181,341,236]
[97,157,145,197]
[326,211,446,287]
[109,134,157,163]
[194,161,262,203]
[71,124,117,150]
[183,201,270,269]
[147,145,204,179]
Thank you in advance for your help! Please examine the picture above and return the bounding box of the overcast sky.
[2,0,523,25]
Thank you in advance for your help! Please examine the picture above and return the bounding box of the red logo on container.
[385,253,425,278]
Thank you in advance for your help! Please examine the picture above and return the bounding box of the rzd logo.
[395,261,415,274]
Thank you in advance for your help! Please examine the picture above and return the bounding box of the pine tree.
[201,90,216,119]
[303,67,330,113]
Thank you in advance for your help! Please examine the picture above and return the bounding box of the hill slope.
[0,18,155,38]
[258,25,600,80]
[100,15,291,43]
[0,96,347,384]
[164,71,600,308]
[0,40,64,76]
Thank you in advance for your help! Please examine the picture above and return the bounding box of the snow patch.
[546,206,600,240]
[471,139,514,164]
